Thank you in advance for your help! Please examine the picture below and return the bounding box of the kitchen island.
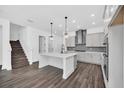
[39,52,77,79]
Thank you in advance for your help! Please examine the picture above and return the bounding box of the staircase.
[10,41,29,69]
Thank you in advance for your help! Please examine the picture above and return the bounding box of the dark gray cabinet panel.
[75,29,86,51]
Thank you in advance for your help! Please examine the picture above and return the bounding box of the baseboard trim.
[10,40,19,42]
[32,61,39,64]
[77,60,101,65]
[31,61,39,69]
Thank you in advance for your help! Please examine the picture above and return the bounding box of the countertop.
[41,52,77,58]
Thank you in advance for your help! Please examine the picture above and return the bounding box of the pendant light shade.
[50,22,53,40]
[64,16,68,38]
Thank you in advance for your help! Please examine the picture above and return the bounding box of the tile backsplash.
[67,46,106,52]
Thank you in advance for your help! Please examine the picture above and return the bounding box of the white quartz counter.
[41,52,77,58]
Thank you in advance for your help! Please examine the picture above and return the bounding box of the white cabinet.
[77,52,104,65]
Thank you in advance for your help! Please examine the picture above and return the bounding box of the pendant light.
[64,16,68,38]
[50,22,53,40]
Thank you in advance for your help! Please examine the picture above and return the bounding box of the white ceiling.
[0,5,105,35]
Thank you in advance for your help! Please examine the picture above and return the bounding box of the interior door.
[39,36,46,53]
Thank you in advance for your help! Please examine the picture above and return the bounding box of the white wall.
[10,23,22,41]
[66,36,75,47]
[19,26,50,64]
[29,27,50,63]
[0,18,11,70]
[108,25,123,88]
[19,27,37,64]
[53,36,62,53]
[19,27,32,63]
[87,26,104,34]
[86,26,104,46]
[66,31,75,47]
[30,27,62,62]
[0,26,2,65]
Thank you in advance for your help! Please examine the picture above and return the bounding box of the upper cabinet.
[75,29,87,51]
[75,29,86,45]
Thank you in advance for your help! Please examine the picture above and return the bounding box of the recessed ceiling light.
[92,22,96,25]
[58,24,62,27]
[91,14,95,17]
[72,20,76,23]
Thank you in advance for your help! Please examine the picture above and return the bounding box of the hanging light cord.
[50,22,53,37]
[65,16,67,34]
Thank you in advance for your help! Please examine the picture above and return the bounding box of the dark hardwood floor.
[0,65,2,70]
[0,62,105,88]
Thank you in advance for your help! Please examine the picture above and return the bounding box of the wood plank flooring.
[0,65,2,70]
[0,62,105,88]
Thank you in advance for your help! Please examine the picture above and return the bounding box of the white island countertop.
[41,52,77,58]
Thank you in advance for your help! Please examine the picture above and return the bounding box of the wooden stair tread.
[10,41,29,69]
